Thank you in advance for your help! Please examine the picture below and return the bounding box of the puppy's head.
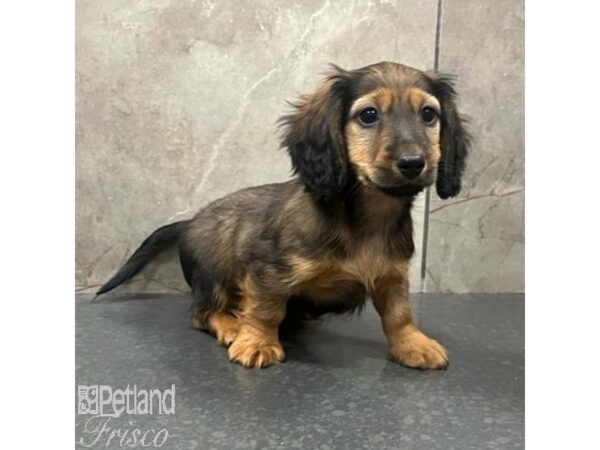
[280,62,470,201]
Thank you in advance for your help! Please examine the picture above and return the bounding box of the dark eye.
[421,106,438,125]
[358,107,379,126]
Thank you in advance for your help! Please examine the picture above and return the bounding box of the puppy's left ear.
[428,73,471,199]
[279,66,350,203]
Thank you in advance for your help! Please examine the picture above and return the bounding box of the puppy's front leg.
[372,278,448,370]
[227,276,286,368]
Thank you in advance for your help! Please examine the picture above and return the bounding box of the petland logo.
[77,384,175,448]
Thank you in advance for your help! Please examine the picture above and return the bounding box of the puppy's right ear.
[279,66,350,202]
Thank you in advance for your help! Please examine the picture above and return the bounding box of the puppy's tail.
[95,220,189,298]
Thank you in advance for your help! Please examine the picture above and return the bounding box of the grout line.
[420,188,432,292]
[420,0,443,293]
[433,0,443,72]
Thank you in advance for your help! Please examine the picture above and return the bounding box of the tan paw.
[209,313,240,347]
[227,331,285,368]
[390,330,449,370]
[215,327,238,347]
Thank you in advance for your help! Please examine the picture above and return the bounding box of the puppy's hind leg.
[207,312,240,347]
[191,283,240,346]
[227,275,287,368]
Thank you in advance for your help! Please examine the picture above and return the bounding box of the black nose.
[398,155,425,179]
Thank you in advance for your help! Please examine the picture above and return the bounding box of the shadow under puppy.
[97,61,469,369]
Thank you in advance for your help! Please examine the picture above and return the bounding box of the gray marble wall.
[425,0,525,293]
[76,0,524,295]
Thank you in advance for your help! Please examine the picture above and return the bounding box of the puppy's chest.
[336,240,408,286]
[292,240,409,298]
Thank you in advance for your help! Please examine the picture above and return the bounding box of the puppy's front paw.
[227,330,285,368]
[390,330,448,370]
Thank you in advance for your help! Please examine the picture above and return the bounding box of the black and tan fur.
[97,62,469,369]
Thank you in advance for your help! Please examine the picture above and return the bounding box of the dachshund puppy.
[97,61,469,369]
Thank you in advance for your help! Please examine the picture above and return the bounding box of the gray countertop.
[76,293,524,450]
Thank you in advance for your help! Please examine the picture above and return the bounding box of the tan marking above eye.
[405,88,441,114]
[349,88,396,117]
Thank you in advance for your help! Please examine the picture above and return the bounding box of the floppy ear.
[279,67,350,203]
[428,74,471,199]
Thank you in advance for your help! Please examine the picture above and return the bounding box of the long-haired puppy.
[97,61,469,369]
